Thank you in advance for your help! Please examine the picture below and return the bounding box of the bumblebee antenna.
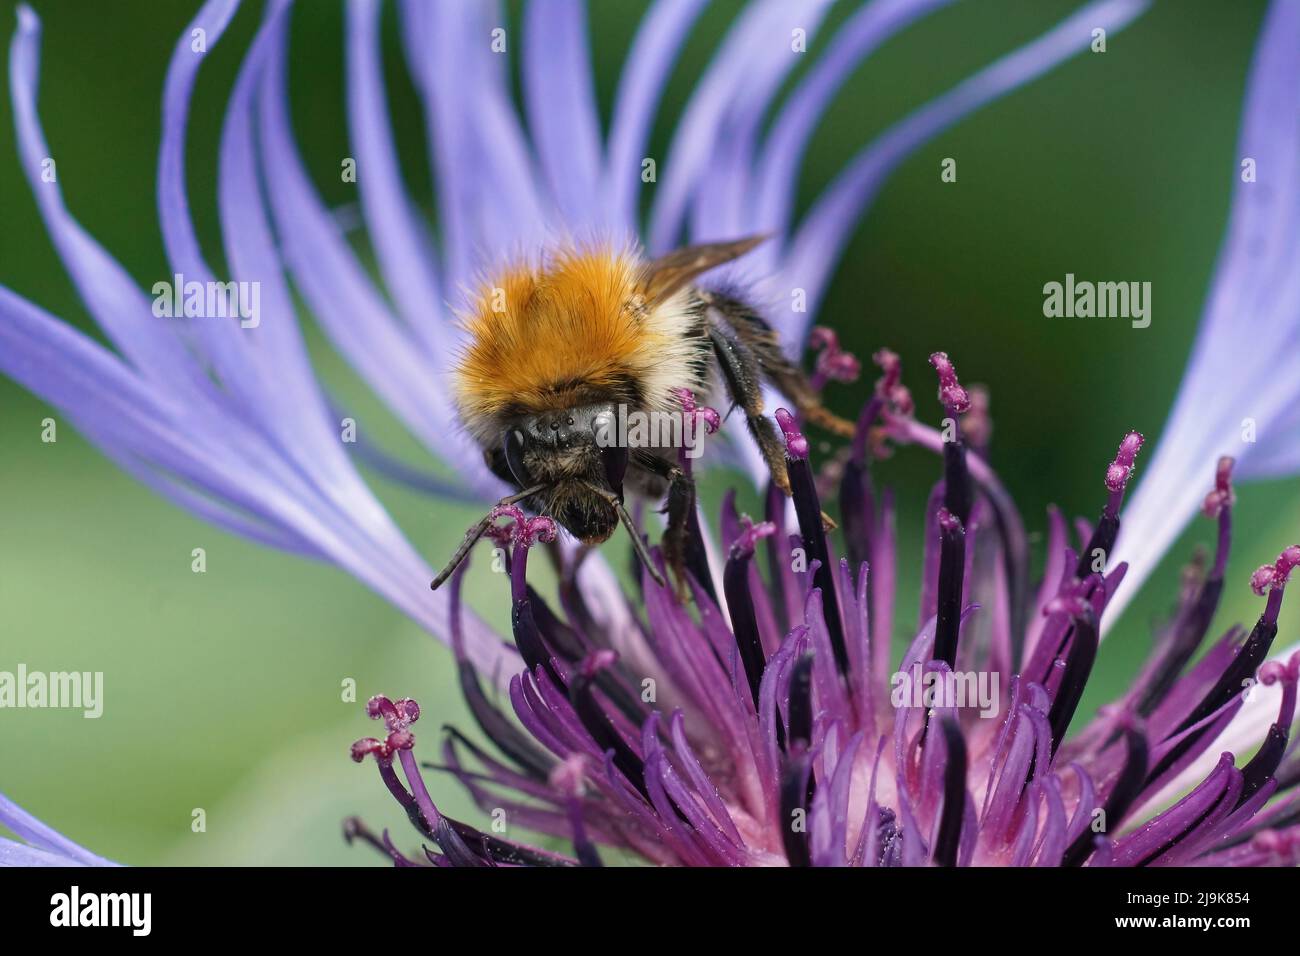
[583,482,667,589]
[430,484,547,591]
[618,500,668,589]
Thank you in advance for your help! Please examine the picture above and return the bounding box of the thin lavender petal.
[1109,0,1300,629]
[751,0,957,255]
[777,0,1152,337]
[603,0,708,227]
[258,9,497,497]
[522,0,603,225]
[647,0,830,252]
[8,5,210,399]
[0,793,117,867]
[345,0,451,358]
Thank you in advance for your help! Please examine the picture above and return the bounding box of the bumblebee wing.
[640,235,769,307]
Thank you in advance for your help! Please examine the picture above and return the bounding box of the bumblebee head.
[498,402,630,544]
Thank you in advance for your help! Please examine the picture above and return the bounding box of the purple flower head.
[672,386,721,465]
[1105,431,1145,495]
[928,351,971,416]
[1251,546,1300,601]
[4,0,1298,869]
[681,391,721,431]
[774,407,810,461]
[1202,456,1237,519]
[809,326,862,388]
[872,348,912,413]
[351,347,1300,867]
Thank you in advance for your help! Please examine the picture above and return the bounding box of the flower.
[347,350,1300,866]
[7,0,1295,869]
[0,793,117,867]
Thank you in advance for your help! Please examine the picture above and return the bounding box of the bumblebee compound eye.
[504,429,533,487]
[601,445,629,500]
[592,409,628,498]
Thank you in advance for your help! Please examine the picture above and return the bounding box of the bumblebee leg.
[662,465,698,602]
[706,321,791,495]
[703,292,857,438]
[634,454,707,601]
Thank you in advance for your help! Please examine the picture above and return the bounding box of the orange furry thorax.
[452,247,706,442]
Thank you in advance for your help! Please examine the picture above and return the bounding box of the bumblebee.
[430,236,853,593]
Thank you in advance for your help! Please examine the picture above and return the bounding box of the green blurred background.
[0,0,1292,865]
